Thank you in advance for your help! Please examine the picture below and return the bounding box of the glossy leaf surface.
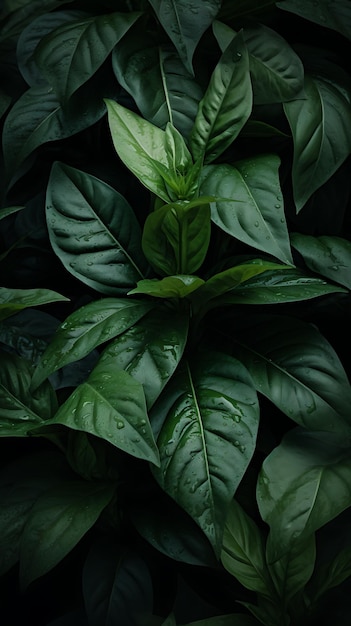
[291,233,351,289]
[266,532,316,604]
[0,287,68,323]
[129,275,204,299]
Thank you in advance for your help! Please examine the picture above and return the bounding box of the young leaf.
[257,427,351,561]
[128,275,205,299]
[200,156,293,265]
[0,287,69,323]
[148,0,221,75]
[46,162,147,294]
[19,480,115,589]
[291,233,351,289]
[31,298,154,389]
[97,308,188,409]
[38,363,160,466]
[190,30,252,163]
[283,74,351,211]
[34,11,141,103]
[232,314,351,436]
[104,98,169,201]
[151,351,259,556]
[221,498,272,597]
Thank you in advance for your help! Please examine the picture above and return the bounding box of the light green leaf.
[221,498,272,596]
[98,308,188,409]
[257,428,351,560]
[104,98,170,201]
[190,30,252,163]
[129,275,205,299]
[200,156,293,264]
[232,314,351,435]
[20,480,115,588]
[291,233,351,289]
[284,74,351,211]
[34,11,141,102]
[277,0,351,41]
[152,352,259,555]
[148,0,221,74]
[0,287,69,322]
[31,298,154,389]
[39,364,159,465]
[46,162,147,294]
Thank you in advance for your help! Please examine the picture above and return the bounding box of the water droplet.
[233,414,241,423]
[117,421,124,429]
[275,203,281,209]
[254,221,259,227]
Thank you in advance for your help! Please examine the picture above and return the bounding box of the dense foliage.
[1,0,351,624]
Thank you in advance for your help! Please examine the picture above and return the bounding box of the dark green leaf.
[233,314,351,435]
[46,162,147,294]
[0,0,74,42]
[148,0,221,74]
[31,298,154,389]
[277,0,351,41]
[39,362,159,464]
[221,498,272,596]
[190,30,252,163]
[291,233,351,289]
[185,616,260,626]
[200,156,293,264]
[266,533,316,604]
[257,428,351,560]
[20,480,115,588]
[0,205,24,221]
[284,74,351,211]
[152,351,259,555]
[98,307,188,409]
[34,11,141,103]
[0,88,11,119]
[0,286,69,322]
[218,0,276,21]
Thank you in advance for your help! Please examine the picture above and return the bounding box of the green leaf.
[112,37,203,137]
[104,98,170,201]
[148,0,221,74]
[266,532,316,605]
[213,21,304,104]
[221,498,272,596]
[190,30,252,163]
[20,480,115,588]
[185,615,260,626]
[142,199,211,275]
[221,268,346,305]
[232,314,351,436]
[0,287,69,322]
[34,11,141,103]
[0,0,73,42]
[46,162,147,294]
[0,88,11,119]
[291,233,351,289]
[0,205,24,221]
[277,0,351,41]
[0,351,57,437]
[129,275,205,299]
[151,351,259,555]
[218,0,276,21]
[39,363,159,465]
[283,74,351,211]
[97,308,188,409]
[31,298,153,389]
[257,428,351,560]
[200,156,293,264]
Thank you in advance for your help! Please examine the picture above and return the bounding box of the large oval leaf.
[190,30,252,163]
[31,298,153,389]
[98,307,188,409]
[46,162,148,294]
[200,156,293,264]
[283,74,351,211]
[34,11,141,102]
[291,233,351,289]
[277,0,351,41]
[232,314,351,436]
[257,428,351,560]
[0,286,68,322]
[151,351,259,555]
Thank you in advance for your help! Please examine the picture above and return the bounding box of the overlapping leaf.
[277,0,351,41]
[46,162,148,294]
[0,286,68,322]
[151,351,259,555]
[291,233,351,289]
[266,533,316,604]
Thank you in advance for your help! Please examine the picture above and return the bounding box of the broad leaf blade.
[266,533,316,604]
[257,428,351,560]
[20,480,115,589]
[34,11,141,102]
[284,74,351,211]
[148,0,221,74]
[190,30,252,163]
[277,0,351,41]
[291,233,351,289]
[129,275,204,299]
[151,352,259,555]
[46,162,147,294]
[31,298,154,389]
[0,287,68,322]
[233,314,351,435]
[200,156,293,264]
[98,307,188,409]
